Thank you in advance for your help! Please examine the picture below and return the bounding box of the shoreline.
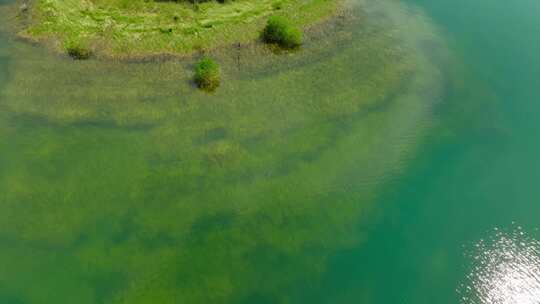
[9,0,345,61]
[0,0,421,128]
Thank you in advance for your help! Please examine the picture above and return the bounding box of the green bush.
[194,57,221,91]
[262,15,302,48]
[65,41,92,60]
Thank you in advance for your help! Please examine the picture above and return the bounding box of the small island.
[18,0,342,59]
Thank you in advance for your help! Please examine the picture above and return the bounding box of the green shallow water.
[0,0,539,303]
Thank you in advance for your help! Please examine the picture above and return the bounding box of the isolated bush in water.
[262,15,302,48]
[194,57,221,91]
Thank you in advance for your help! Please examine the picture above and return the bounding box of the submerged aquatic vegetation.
[194,57,221,91]
[0,0,451,302]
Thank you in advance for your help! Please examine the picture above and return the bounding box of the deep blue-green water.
[333,0,540,302]
[1,0,540,303]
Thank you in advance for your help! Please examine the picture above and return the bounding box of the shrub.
[65,41,92,60]
[262,16,302,48]
[194,57,221,91]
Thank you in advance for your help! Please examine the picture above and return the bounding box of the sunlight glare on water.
[460,227,540,304]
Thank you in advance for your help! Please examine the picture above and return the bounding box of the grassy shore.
[19,0,341,59]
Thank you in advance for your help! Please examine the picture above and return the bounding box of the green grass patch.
[20,0,341,58]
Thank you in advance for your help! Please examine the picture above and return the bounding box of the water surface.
[0,0,539,303]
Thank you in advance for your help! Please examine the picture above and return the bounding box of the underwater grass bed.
[17,0,342,58]
[0,0,454,303]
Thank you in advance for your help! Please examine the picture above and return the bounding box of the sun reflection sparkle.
[459,227,540,304]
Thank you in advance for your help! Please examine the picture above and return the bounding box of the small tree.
[262,16,302,49]
[194,57,221,91]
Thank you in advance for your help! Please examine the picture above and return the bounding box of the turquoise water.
[338,0,540,303]
[1,0,540,303]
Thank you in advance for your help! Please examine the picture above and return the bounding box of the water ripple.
[459,227,540,304]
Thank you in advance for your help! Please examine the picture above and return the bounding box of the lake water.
[1,0,539,303]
